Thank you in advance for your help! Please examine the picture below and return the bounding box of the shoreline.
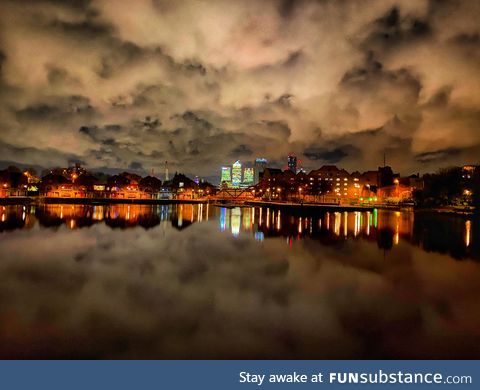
[0,196,476,216]
[244,200,375,212]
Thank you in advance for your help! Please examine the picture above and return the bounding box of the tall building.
[232,160,242,187]
[243,168,254,186]
[288,154,297,173]
[254,158,267,184]
[221,166,232,186]
[378,166,394,187]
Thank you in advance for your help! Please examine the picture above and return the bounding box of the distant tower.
[287,154,297,173]
[242,168,254,186]
[221,166,232,187]
[165,161,169,181]
[232,160,242,187]
[254,157,267,184]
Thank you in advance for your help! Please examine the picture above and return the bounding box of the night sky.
[0,0,479,181]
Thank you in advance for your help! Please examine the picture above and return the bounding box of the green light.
[368,197,372,201]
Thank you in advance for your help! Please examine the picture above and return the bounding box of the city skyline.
[0,0,479,180]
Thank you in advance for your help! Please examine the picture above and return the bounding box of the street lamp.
[394,178,399,198]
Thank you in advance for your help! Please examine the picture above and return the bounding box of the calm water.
[0,203,479,358]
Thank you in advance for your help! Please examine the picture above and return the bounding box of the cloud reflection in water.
[0,204,479,358]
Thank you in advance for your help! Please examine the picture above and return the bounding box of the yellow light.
[465,220,471,247]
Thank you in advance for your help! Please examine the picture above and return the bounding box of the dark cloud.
[362,6,431,53]
[16,95,95,122]
[303,147,349,163]
[229,144,253,157]
[128,161,144,171]
[0,140,81,169]
[47,19,113,40]
[415,147,463,164]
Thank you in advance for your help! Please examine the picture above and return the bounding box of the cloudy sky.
[0,0,479,181]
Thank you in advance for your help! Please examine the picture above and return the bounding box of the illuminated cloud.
[0,0,479,179]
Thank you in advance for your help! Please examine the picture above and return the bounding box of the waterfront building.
[0,166,28,198]
[139,176,162,194]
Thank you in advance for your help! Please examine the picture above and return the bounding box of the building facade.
[243,167,254,186]
[221,166,232,187]
[232,160,242,187]
[254,158,267,184]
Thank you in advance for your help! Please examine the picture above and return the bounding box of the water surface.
[0,203,479,358]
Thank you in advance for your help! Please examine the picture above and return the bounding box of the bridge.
[214,188,255,201]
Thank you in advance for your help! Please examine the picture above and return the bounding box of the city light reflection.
[334,212,340,236]
[0,204,476,260]
[466,220,471,247]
